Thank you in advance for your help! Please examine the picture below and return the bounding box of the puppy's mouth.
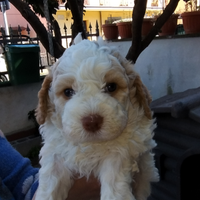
[81,114,103,133]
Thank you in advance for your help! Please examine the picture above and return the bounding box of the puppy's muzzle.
[82,114,103,132]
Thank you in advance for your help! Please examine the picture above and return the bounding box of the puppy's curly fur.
[35,37,159,200]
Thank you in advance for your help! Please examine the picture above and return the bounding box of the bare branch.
[52,18,62,46]
[126,0,180,63]
[141,0,180,53]
[9,0,65,58]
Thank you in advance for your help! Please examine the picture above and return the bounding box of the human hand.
[67,175,100,200]
[32,175,100,200]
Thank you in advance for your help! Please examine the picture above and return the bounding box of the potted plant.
[114,16,155,39]
[114,18,132,39]
[142,17,155,37]
[102,23,118,40]
[181,0,200,34]
[102,15,119,40]
[159,14,179,36]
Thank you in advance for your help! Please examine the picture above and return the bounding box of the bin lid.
[5,44,40,53]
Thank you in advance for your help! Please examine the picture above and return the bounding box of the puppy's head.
[36,38,152,143]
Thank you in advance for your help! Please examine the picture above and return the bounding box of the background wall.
[109,36,200,100]
[0,81,42,135]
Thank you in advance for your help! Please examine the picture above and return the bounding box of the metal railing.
[0,22,99,84]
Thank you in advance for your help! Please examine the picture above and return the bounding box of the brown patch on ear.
[35,75,52,125]
[110,49,152,119]
[132,75,152,119]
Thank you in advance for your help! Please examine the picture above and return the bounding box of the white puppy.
[35,36,159,200]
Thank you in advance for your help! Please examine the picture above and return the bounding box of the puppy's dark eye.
[105,83,117,93]
[64,88,75,98]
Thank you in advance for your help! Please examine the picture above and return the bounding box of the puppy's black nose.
[82,114,103,132]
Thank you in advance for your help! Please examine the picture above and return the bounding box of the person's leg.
[0,130,39,200]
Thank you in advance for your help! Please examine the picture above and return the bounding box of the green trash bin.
[5,44,40,85]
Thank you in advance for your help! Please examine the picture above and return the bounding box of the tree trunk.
[67,0,87,41]
[126,0,147,63]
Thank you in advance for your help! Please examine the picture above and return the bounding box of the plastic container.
[5,44,40,85]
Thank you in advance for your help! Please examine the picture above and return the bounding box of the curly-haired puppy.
[35,36,159,200]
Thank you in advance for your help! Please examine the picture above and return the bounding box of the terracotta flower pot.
[102,24,118,40]
[142,18,154,37]
[181,11,200,34]
[116,22,132,39]
[159,14,179,36]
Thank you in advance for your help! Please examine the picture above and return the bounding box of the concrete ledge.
[11,135,42,156]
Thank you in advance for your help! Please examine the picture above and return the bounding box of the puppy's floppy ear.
[110,49,152,119]
[132,74,152,119]
[35,75,52,125]
[74,32,83,44]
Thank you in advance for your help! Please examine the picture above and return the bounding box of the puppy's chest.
[62,142,116,171]
[60,140,136,176]
[43,126,144,174]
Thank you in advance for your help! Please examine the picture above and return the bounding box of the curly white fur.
[35,36,159,200]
